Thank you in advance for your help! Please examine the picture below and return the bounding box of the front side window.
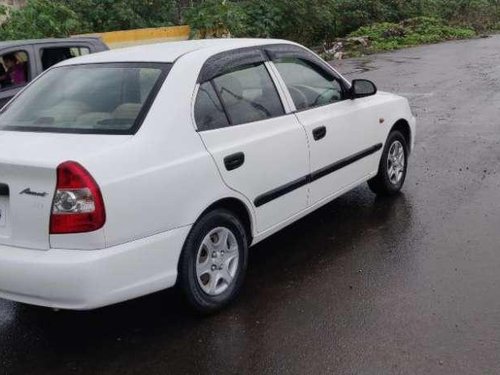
[211,63,284,126]
[273,57,344,110]
[0,63,170,134]
[0,50,30,90]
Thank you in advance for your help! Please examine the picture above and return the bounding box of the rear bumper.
[0,225,191,310]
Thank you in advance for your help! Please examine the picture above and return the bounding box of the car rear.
[0,59,193,309]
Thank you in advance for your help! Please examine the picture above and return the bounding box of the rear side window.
[194,82,230,131]
[273,57,344,110]
[194,63,285,130]
[41,47,91,71]
[212,64,284,126]
[0,63,170,134]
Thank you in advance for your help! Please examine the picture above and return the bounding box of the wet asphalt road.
[2,35,500,374]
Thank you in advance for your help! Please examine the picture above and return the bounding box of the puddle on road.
[352,59,377,73]
[334,54,422,75]
[383,56,422,64]
[337,58,378,75]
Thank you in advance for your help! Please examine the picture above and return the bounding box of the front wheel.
[368,131,409,196]
[178,209,248,314]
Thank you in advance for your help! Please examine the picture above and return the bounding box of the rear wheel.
[368,131,408,196]
[178,209,248,314]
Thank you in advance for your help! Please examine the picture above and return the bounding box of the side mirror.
[351,79,377,99]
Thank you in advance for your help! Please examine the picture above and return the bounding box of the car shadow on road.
[1,187,416,373]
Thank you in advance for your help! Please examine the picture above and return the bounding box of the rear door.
[268,46,382,205]
[195,48,309,233]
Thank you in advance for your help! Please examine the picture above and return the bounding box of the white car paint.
[0,39,416,309]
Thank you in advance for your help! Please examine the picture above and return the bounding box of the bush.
[435,0,500,32]
[350,16,476,52]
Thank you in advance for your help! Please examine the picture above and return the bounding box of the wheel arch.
[390,119,412,154]
[196,197,254,245]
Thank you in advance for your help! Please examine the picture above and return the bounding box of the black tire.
[368,131,409,196]
[178,209,248,314]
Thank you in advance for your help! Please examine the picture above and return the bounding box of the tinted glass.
[195,82,229,131]
[41,47,91,70]
[274,58,344,110]
[0,63,169,134]
[212,63,284,126]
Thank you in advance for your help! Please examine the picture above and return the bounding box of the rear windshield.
[0,62,171,134]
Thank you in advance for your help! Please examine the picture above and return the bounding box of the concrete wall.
[82,25,191,49]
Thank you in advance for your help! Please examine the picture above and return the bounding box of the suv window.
[41,46,91,70]
[273,57,344,110]
[211,63,284,126]
[0,50,29,90]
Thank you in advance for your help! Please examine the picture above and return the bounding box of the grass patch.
[348,17,476,55]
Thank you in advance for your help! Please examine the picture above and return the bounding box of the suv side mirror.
[351,79,377,99]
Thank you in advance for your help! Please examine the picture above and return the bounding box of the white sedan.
[0,39,415,313]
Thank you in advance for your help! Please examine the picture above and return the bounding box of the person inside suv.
[0,53,27,87]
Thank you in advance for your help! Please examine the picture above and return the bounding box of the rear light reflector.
[50,161,106,234]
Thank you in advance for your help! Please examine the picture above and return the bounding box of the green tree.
[271,0,338,45]
[238,0,282,39]
[0,0,81,40]
[56,0,177,33]
[0,0,498,46]
[184,0,247,38]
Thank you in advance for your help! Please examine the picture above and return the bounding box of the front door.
[271,55,381,205]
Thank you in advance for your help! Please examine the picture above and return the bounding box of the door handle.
[313,126,327,141]
[0,183,8,196]
[224,152,245,171]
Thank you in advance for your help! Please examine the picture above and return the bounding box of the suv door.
[195,49,309,234]
[0,45,36,108]
[268,47,382,205]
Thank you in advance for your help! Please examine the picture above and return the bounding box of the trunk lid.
[0,131,130,249]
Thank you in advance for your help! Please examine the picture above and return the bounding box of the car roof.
[57,38,296,66]
[0,37,102,49]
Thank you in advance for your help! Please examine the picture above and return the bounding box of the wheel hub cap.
[387,140,405,185]
[196,227,239,296]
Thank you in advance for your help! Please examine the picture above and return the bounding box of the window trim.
[197,47,268,84]
[0,62,172,135]
[270,57,349,113]
[264,61,296,114]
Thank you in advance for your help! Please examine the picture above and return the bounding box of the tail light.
[50,161,106,234]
